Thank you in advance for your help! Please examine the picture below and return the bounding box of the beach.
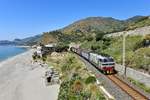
[0,50,59,100]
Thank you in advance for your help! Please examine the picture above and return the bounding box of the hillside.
[40,17,128,45]
[62,16,150,35]
[0,40,15,45]
[1,15,149,73]
[14,35,41,46]
[40,16,150,45]
[63,15,150,32]
[1,15,150,46]
[126,16,150,30]
[0,35,41,46]
[62,17,126,34]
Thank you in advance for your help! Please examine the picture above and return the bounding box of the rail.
[107,75,148,100]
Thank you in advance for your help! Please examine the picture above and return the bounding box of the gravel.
[78,55,133,100]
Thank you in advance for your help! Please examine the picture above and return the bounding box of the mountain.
[41,16,150,44]
[126,16,150,30]
[1,16,150,46]
[62,17,126,34]
[0,35,41,46]
[15,35,41,46]
[40,17,127,44]
[0,40,15,45]
[62,16,150,34]
[126,16,147,23]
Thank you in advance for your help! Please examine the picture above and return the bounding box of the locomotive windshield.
[108,58,114,62]
[102,63,115,66]
[99,58,114,62]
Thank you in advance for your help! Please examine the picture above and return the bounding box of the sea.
[0,46,27,62]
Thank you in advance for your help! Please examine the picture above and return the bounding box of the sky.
[0,0,150,40]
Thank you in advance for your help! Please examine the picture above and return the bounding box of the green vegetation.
[129,48,150,70]
[62,17,126,35]
[38,16,150,45]
[144,34,150,40]
[85,76,96,84]
[95,31,106,41]
[40,30,86,45]
[40,32,57,45]
[81,35,150,73]
[128,77,150,93]
[29,15,150,99]
[55,16,150,44]
[47,53,105,100]
[29,15,150,73]
[3,16,150,46]
[32,53,47,63]
[126,16,150,30]
[55,42,69,52]
[103,36,150,72]
[103,36,143,62]
[42,56,47,62]
[35,16,150,99]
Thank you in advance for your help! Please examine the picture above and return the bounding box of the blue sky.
[0,0,150,40]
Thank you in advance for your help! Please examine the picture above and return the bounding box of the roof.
[97,55,106,59]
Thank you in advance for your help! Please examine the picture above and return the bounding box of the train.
[70,47,116,74]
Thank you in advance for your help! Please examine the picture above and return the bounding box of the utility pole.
[123,32,126,76]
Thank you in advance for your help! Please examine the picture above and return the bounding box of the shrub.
[144,34,150,40]
[71,73,81,81]
[32,55,36,60]
[85,35,94,41]
[58,81,70,100]
[95,31,105,41]
[42,56,47,62]
[91,45,100,51]
[72,80,83,94]
[55,42,69,52]
[85,76,96,84]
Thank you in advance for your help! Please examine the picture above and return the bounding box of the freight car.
[70,47,115,74]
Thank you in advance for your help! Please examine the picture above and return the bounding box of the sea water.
[0,46,27,62]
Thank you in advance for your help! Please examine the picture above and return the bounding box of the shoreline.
[0,49,59,100]
[15,45,31,48]
[0,48,30,64]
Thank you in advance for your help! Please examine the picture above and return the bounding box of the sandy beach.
[0,50,59,100]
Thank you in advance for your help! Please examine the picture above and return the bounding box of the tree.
[143,34,150,47]
[85,76,96,84]
[72,80,83,94]
[55,42,69,52]
[85,35,94,41]
[95,31,105,41]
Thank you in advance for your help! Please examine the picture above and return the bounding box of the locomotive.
[70,47,115,74]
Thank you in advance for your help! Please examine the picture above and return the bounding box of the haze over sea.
[0,46,27,62]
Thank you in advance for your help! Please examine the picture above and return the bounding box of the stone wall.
[115,64,150,87]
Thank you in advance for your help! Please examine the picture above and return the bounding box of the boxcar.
[71,47,115,74]
[89,53,98,64]
[81,50,90,60]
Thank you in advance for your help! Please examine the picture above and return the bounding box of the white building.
[36,46,42,57]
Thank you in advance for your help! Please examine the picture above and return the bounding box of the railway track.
[73,51,149,99]
[107,75,148,100]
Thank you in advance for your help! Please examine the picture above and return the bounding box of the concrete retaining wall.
[115,64,150,87]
